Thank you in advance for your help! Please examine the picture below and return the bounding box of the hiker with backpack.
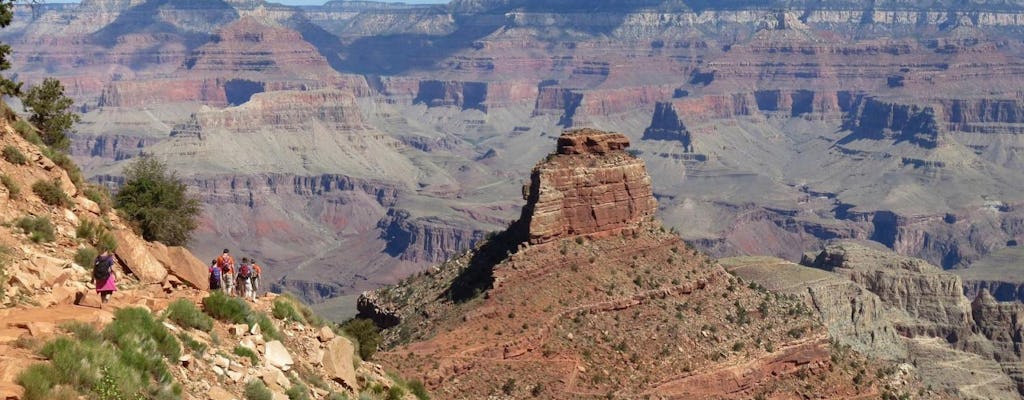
[93,250,117,307]
[217,249,236,296]
[238,257,255,301]
[250,259,262,295]
[209,259,223,291]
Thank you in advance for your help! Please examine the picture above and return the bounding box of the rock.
[208,386,235,400]
[522,129,657,244]
[22,322,55,337]
[226,369,244,382]
[321,336,359,390]
[261,367,290,391]
[229,324,248,336]
[317,325,335,342]
[214,355,230,369]
[271,392,288,400]
[146,241,209,290]
[180,354,193,369]
[239,338,256,351]
[250,323,261,336]
[264,340,294,371]
[212,365,225,376]
[112,230,168,284]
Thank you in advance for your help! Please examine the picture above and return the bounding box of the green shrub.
[253,312,282,341]
[75,219,118,252]
[341,318,381,361]
[408,380,430,400]
[272,297,306,324]
[1,174,19,199]
[14,119,42,145]
[101,307,181,380]
[166,299,214,332]
[178,332,206,355]
[31,179,70,207]
[202,291,250,324]
[73,246,97,269]
[244,380,274,400]
[233,345,259,365]
[286,383,311,400]
[280,293,325,327]
[386,386,405,400]
[16,215,55,243]
[16,363,56,400]
[3,145,26,164]
[83,185,112,214]
[115,156,201,246]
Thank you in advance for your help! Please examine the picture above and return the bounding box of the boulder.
[147,241,210,290]
[112,230,168,284]
[264,340,294,370]
[261,366,290,391]
[317,325,335,342]
[321,336,359,390]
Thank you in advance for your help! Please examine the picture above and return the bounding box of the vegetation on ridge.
[22,78,80,152]
[115,156,202,246]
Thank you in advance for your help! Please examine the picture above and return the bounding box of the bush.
[76,219,117,252]
[16,215,55,243]
[83,185,112,214]
[31,179,70,207]
[178,332,206,355]
[408,380,430,400]
[286,383,311,400]
[233,345,259,365]
[253,312,282,341]
[272,297,306,324]
[3,145,26,164]
[115,156,201,246]
[244,380,273,400]
[341,318,381,361]
[202,291,250,324]
[73,246,97,269]
[19,307,182,400]
[13,119,42,145]
[165,299,214,332]
[1,174,20,198]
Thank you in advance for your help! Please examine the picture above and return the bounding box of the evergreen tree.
[115,156,202,246]
[22,78,80,151]
[0,0,21,96]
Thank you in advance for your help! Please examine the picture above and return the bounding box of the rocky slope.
[726,241,1024,398]
[0,111,419,399]
[356,129,937,399]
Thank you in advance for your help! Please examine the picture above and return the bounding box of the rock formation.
[521,129,656,244]
[357,129,938,399]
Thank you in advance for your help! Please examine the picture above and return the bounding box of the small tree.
[0,0,19,97]
[22,78,79,152]
[115,156,201,246]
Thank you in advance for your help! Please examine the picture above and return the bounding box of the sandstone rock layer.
[523,129,656,244]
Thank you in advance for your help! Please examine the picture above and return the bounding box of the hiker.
[217,249,236,296]
[93,250,117,306]
[238,257,255,301]
[250,259,262,295]
[209,259,223,292]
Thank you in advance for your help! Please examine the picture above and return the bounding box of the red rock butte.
[522,128,658,244]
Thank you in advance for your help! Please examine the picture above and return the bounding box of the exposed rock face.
[802,242,973,340]
[521,129,656,244]
[112,230,169,284]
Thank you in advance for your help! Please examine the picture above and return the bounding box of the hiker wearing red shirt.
[216,249,236,296]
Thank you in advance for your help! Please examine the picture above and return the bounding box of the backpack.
[93,255,114,283]
[209,266,222,289]
[239,263,252,279]
[217,254,232,269]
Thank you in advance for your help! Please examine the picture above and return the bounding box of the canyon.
[5,0,1024,315]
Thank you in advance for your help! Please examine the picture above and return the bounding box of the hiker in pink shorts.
[93,250,117,306]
